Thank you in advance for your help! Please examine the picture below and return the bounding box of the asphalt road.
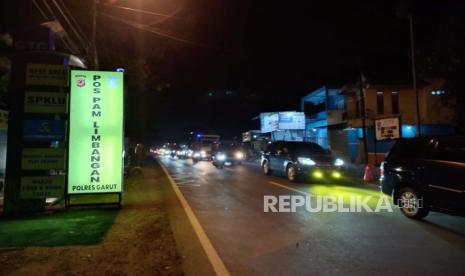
[159,156,465,276]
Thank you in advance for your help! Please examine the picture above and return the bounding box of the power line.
[40,0,80,53]
[101,12,233,53]
[32,0,77,54]
[58,0,90,42]
[103,3,187,22]
[32,0,48,19]
[51,0,89,51]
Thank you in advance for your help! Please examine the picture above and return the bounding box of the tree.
[415,13,465,133]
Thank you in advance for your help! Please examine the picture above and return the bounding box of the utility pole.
[409,15,421,136]
[91,0,99,69]
[359,72,369,164]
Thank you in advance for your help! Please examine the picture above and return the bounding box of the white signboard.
[278,112,306,130]
[260,113,279,133]
[375,117,400,140]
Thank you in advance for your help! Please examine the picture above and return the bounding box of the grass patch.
[68,193,121,205]
[0,208,118,247]
[0,179,131,248]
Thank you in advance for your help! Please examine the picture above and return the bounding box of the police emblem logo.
[75,74,87,87]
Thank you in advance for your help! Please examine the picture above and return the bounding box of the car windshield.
[287,143,328,155]
[220,143,242,151]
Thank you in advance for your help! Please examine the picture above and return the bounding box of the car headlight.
[297,157,316,166]
[235,151,244,159]
[217,153,226,161]
[334,158,344,166]
[193,152,201,158]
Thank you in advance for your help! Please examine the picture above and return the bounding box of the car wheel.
[263,160,272,175]
[286,164,298,182]
[397,187,429,219]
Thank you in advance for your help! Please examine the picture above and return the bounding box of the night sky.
[1,0,464,143]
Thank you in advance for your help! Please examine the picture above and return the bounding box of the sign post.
[374,116,401,164]
[4,57,71,215]
[67,70,124,204]
[375,116,401,141]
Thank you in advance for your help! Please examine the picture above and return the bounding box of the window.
[391,91,399,114]
[266,143,278,154]
[376,91,384,115]
[388,139,435,159]
[435,141,465,163]
[287,142,328,155]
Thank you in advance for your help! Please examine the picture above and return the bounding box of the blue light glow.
[401,125,416,138]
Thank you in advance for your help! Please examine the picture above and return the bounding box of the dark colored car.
[212,144,246,169]
[261,141,345,182]
[381,136,465,219]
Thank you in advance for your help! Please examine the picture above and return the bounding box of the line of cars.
[190,141,247,169]
[260,137,465,221]
[155,136,465,220]
[152,141,247,169]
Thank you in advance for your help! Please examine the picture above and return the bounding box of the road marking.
[268,181,313,197]
[160,163,230,276]
[174,180,196,184]
[177,182,201,187]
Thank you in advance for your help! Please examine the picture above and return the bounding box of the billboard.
[260,112,305,133]
[375,117,400,140]
[260,113,279,133]
[68,70,124,194]
[278,112,305,130]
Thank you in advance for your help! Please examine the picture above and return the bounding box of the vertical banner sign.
[68,70,124,194]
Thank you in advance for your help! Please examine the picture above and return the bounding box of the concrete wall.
[359,84,454,125]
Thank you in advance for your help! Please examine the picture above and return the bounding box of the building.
[301,77,455,164]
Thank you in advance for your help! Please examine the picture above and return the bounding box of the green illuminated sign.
[68,70,124,194]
